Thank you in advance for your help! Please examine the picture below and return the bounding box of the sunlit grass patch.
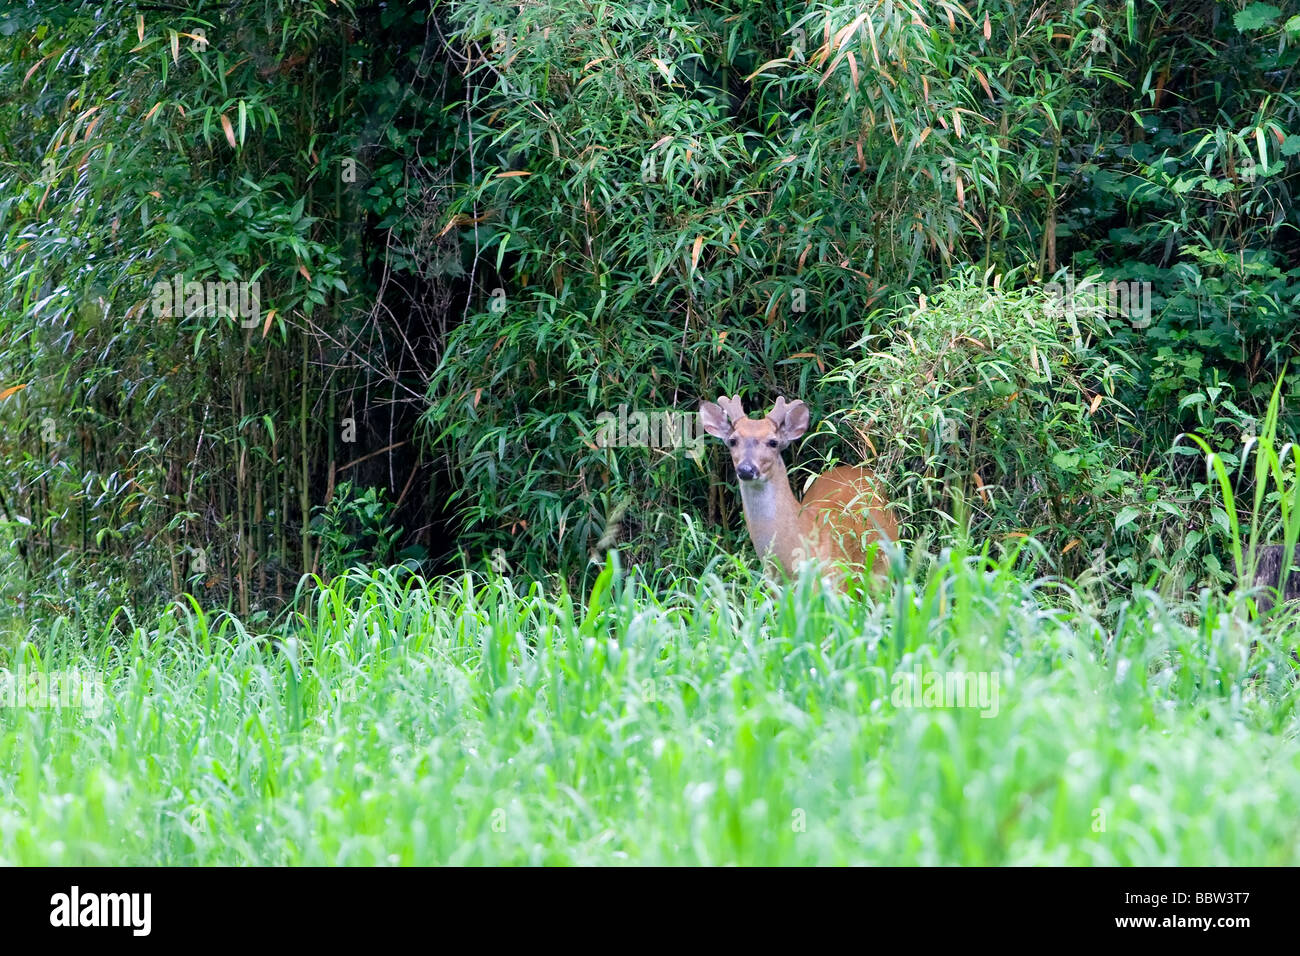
[1,547,1297,865]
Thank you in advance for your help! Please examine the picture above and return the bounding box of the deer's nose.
[736,462,759,481]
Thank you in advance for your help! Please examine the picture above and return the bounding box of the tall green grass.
[1,547,1297,865]
[1183,376,1300,615]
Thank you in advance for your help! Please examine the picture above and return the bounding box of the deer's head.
[698,395,810,483]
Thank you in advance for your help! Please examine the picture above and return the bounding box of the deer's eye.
[728,438,738,447]
[766,439,779,448]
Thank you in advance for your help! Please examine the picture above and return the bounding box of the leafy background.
[0,0,1298,623]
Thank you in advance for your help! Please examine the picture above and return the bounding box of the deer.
[699,394,896,589]
[1250,544,1300,614]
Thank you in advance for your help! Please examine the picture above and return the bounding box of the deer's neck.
[738,459,803,572]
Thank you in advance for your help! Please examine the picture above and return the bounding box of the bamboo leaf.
[220,112,236,148]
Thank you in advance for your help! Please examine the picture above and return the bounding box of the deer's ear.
[770,397,810,443]
[699,401,732,440]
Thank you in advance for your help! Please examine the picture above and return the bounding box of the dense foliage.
[428,0,1300,585]
[0,0,451,623]
[1,0,1298,611]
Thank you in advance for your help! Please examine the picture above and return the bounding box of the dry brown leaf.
[24,54,53,85]
[220,113,237,148]
[744,58,791,82]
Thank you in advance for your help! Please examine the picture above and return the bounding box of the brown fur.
[699,394,895,586]
[1251,544,1300,613]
